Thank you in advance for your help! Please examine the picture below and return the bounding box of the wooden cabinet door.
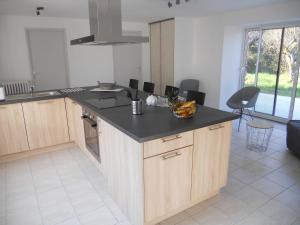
[0,104,29,156]
[150,22,161,95]
[74,103,85,150]
[65,98,85,150]
[150,19,175,95]
[144,146,193,223]
[65,98,76,142]
[22,98,70,149]
[160,19,175,94]
[191,122,232,202]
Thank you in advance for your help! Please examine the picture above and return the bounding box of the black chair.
[287,120,300,158]
[143,82,155,94]
[226,86,260,131]
[186,90,206,106]
[179,79,199,97]
[165,85,179,97]
[129,79,139,90]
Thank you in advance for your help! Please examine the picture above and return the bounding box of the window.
[242,25,300,120]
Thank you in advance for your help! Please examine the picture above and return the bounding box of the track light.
[36,6,44,16]
[168,0,190,8]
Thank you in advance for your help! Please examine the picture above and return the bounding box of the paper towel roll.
[0,87,5,101]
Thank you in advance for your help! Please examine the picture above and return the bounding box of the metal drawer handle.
[38,100,54,104]
[209,125,224,131]
[162,135,182,143]
[162,152,182,160]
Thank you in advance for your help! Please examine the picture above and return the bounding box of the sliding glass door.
[293,81,300,119]
[242,25,300,121]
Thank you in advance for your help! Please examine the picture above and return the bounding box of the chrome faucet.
[30,80,35,95]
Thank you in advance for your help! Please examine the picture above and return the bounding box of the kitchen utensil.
[97,81,116,90]
[132,99,144,115]
[90,87,123,92]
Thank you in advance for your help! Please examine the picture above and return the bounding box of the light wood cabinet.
[191,122,232,201]
[22,98,70,150]
[160,19,175,93]
[150,22,161,95]
[65,98,85,149]
[0,104,29,156]
[144,131,193,158]
[65,98,76,142]
[144,146,193,223]
[150,19,175,95]
[74,103,85,150]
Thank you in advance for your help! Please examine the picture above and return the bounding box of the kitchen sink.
[6,91,61,100]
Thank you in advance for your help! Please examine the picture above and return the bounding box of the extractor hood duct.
[70,0,149,45]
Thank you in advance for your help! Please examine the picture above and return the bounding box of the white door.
[27,29,69,91]
[113,31,142,89]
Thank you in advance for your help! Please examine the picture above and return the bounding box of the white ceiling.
[0,0,294,22]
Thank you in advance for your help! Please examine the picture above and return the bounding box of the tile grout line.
[68,148,120,225]
[49,148,84,225]
[28,155,49,225]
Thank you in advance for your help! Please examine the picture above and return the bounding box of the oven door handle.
[81,115,97,128]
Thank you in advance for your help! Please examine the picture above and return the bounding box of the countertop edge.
[70,96,239,143]
[1,90,239,143]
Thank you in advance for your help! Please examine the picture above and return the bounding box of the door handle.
[82,116,97,128]
[38,100,54,104]
[209,124,224,131]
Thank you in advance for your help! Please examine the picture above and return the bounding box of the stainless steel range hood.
[70,0,149,45]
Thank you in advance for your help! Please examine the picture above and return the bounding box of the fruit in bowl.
[170,100,197,118]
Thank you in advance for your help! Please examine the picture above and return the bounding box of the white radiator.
[1,80,32,96]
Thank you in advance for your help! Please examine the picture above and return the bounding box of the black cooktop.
[85,95,131,110]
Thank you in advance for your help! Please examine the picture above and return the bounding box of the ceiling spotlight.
[168,1,172,8]
[36,6,44,16]
[176,0,180,5]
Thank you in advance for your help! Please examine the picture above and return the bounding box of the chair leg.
[238,108,243,132]
[249,108,254,120]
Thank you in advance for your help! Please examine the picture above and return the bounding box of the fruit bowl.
[169,100,197,119]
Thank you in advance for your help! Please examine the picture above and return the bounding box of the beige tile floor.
[0,120,300,225]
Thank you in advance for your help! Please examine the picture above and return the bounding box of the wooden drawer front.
[144,146,193,222]
[144,131,193,158]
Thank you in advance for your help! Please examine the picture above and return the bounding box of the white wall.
[175,1,300,108]
[122,22,150,85]
[174,18,198,87]
[113,27,150,89]
[0,15,149,88]
[219,26,244,111]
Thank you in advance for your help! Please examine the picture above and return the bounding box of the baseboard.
[0,142,77,163]
[145,190,219,225]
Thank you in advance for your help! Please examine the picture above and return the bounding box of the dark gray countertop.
[0,86,239,142]
[67,88,239,142]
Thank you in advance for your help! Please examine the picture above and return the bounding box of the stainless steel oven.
[82,109,100,162]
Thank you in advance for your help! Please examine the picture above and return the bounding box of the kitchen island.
[0,87,238,225]
[67,89,238,225]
